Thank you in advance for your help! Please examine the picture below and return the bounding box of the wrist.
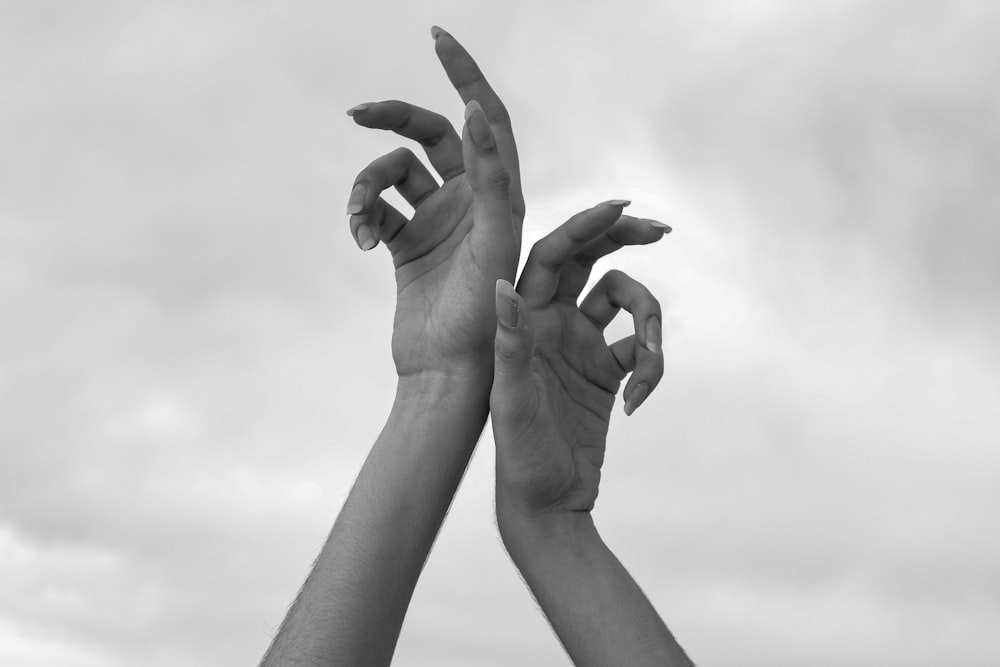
[395,365,493,407]
[497,499,599,556]
[385,367,493,456]
[396,356,493,393]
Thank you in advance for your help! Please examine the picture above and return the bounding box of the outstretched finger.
[349,197,408,252]
[608,334,665,416]
[432,26,524,219]
[555,215,672,302]
[516,200,630,307]
[347,100,464,181]
[579,270,663,355]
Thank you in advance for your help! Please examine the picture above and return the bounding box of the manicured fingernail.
[624,382,650,416]
[465,100,494,149]
[496,279,518,327]
[356,224,376,251]
[645,316,662,356]
[346,102,375,117]
[346,183,366,215]
[431,25,448,40]
[600,199,631,208]
[648,220,672,233]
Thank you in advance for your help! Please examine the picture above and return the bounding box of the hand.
[490,201,670,519]
[346,27,524,379]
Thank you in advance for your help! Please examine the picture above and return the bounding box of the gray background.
[1,1,998,665]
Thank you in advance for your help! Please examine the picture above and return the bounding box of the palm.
[391,177,518,376]
[514,303,622,513]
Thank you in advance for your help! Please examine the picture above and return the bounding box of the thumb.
[492,279,533,409]
[463,100,513,232]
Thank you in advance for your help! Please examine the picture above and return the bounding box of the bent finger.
[608,334,664,416]
[517,200,630,307]
[349,197,408,251]
[555,215,672,302]
[579,270,663,355]
[347,100,464,180]
[347,147,439,218]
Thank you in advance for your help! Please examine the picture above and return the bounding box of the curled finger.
[608,334,665,416]
[579,270,663,355]
[349,197,408,251]
[347,147,440,220]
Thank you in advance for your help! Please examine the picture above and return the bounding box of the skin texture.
[490,208,694,665]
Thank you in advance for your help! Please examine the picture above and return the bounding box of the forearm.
[262,371,491,666]
[498,506,694,667]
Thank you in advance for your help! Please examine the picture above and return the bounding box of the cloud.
[1,1,998,666]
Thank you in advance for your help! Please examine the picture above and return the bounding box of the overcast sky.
[2,1,999,665]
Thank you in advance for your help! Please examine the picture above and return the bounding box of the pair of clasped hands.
[261,27,691,667]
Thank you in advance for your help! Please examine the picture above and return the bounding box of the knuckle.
[493,104,512,126]
[527,238,557,268]
[643,290,661,311]
[650,352,665,376]
[422,112,454,146]
[494,335,521,363]
[429,110,451,128]
[605,268,628,284]
[389,146,417,163]
[485,167,511,195]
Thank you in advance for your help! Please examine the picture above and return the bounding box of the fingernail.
[356,224,376,251]
[346,102,375,117]
[648,220,672,233]
[346,183,366,215]
[496,279,518,327]
[600,199,631,208]
[431,25,448,40]
[645,316,662,356]
[465,100,494,149]
[624,382,650,416]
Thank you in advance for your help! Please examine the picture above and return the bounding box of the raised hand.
[346,26,524,378]
[490,201,670,517]
[262,30,529,667]
[489,203,692,667]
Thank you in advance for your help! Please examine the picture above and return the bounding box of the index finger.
[516,200,630,307]
[431,26,525,220]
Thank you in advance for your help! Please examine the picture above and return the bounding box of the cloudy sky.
[2,1,998,665]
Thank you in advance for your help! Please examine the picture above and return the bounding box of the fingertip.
[355,223,377,251]
[464,100,495,149]
[346,182,367,215]
[346,102,375,117]
[600,199,631,209]
[464,99,483,122]
[430,25,449,40]
[496,279,519,328]
[623,382,650,416]
[648,219,672,234]
[644,316,662,356]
